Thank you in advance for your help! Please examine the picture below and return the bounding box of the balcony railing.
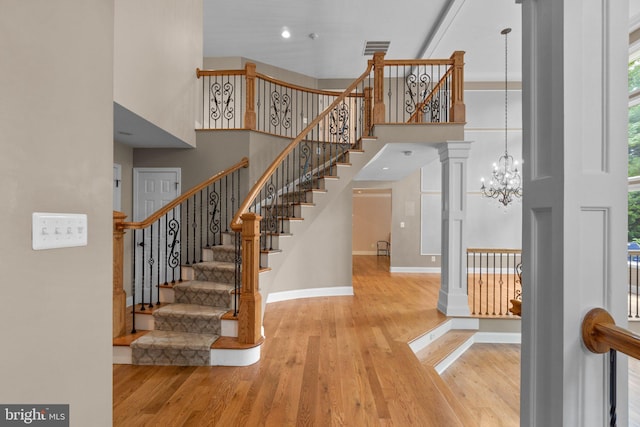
[466,248,522,317]
[196,51,465,137]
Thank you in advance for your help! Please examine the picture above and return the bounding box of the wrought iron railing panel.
[200,73,245,129]
[384,63,452,124]
[466,249,522,316]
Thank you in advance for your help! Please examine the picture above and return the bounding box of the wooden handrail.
[196,68,247,78]
[230,63,374,231]
[407,67,454,123]
[378,59,455,67]
[582,308,640,359]
[120,157,249,231]
[467,248,522,254]
[256,73,365,98]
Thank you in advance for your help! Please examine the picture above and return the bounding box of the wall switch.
[400,221,405,228]
[431,256,436,262]
[32,212,88,250]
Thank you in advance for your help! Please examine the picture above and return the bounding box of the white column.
[519,0,629,425]
[437,141,471,316]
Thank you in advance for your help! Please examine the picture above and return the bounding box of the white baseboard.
[126,296,133,307]
[390,266,441,273]
[210,346,261,366]
[266,286,354,304]
[473,332,521,344]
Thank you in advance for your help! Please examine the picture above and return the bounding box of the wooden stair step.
[414,330,476,368]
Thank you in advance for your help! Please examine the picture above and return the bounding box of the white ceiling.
[204,0,523,81]
[118,1,640,154]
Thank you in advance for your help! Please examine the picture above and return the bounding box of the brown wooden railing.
[466,248,522,317]
[196,51,466,135]
[112,158,248,338]
[582,307,640,425]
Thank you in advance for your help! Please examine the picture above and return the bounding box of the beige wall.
[352,190,392,255]
[114,0,202,147]
[114,142,134,299]
[0,1,113,424]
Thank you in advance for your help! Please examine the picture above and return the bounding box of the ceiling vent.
[363,41,390,56]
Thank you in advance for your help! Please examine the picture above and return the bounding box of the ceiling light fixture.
[480,28,522,208]
[281,28,291,39]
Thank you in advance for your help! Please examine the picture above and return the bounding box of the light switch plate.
[32,212,88,250]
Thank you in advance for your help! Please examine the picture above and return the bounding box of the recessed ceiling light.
[382,167,390,170]
[281,28,291,39]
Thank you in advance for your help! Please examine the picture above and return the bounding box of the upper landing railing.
[196,51,466,137]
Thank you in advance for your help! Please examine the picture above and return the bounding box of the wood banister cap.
[582,308,615,354]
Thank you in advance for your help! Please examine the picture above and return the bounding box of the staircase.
[114,232,263,366]
[113,143,379,366]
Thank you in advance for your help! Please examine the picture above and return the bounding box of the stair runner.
[130,246,236,366]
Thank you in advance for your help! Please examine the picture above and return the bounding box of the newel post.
[372,52,386,124]
[450,51,466,123]
[113,211,127,338]
[244,62,257,130]
[238,212,262,344]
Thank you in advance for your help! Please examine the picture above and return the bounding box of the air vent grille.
[363,41,390,56]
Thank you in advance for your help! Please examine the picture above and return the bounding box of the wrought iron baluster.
[185,199,190,265]
[168,208,180,284]
[148,224,154,308]
[199,190,204,262]
[156,220,160,305]
[609,349,617,427]
[139,229,146,311]
[192,193,198,264]
[131,230,138,332]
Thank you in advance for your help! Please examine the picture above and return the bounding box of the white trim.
[434,335,475,374]
[266,286,354,303]
[113,346,132,364]
[408,320,453,353]
[473,332,521,344]
[390,266,441,273]
[450,317,480,330]
[126,296,133,307]
[221,319,238,337]
[210,346,260,366]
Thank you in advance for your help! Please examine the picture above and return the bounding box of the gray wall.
[0,1,113,424]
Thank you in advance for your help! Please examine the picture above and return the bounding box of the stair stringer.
[257,137,385,307]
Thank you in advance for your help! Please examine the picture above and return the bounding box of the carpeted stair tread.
[192,261,236,284]
[153,303,227,335]
[173,280,234,307]
[206,245,236,263]
[131,330,218,366]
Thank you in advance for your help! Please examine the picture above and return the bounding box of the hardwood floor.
[115,256,640,426]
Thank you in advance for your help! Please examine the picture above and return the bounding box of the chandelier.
[480,28,522,207]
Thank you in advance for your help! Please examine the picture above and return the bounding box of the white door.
[113,163,121,211]
[133,168,181,306]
